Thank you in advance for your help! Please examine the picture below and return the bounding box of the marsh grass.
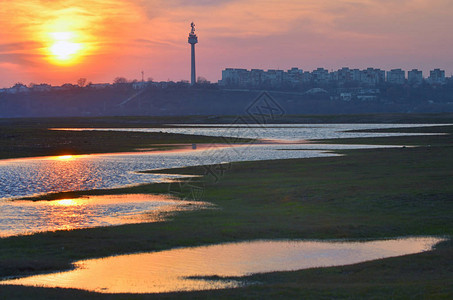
[0,118,252,159]
[0,118,452,299]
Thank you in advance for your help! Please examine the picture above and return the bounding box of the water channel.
[0,123,448,293]
[0,237,443,294]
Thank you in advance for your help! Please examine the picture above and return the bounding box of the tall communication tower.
[188,22,198,85]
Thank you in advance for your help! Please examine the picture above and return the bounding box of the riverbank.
[0,124,252,160]
[1,114,452,160]
[0,124,452,298]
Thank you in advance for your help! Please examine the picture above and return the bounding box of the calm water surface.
[55,123,448,141]
[0,124,446,237]
[0,143,395,238]
[0,143,395,201]
[0,237,443,294]
[3,122,442,201]
[0,125,448,293]
[0,194,210,237]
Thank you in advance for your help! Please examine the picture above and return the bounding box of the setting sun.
[48,32,84,65]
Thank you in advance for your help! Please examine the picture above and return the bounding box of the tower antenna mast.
[188,22,198,85]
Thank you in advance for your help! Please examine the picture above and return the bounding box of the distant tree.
[197,76,209,84]
[77,78,87,87]
[61,83,77,90]
[113,77,128,84]
[13,82,26,88]
[147,77,154,82]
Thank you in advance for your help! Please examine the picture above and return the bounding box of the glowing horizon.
[0,0,452,88]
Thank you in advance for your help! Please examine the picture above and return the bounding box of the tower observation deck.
[188,22,198,85]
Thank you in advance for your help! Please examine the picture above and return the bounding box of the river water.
[2,123,443,201]
[54,123,447,141]
[0,124,448,293]
[0,194,210,237]
[0,237,443,293]
[0,124,447,237]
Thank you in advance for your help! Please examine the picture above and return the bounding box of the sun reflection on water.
[55,155,75,161]
[50,199,80,206]
[0,237,443,294]
[0,194,210,237]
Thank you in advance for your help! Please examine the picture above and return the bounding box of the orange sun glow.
[47,32,84,65]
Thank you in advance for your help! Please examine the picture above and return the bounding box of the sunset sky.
[0,0,452,88]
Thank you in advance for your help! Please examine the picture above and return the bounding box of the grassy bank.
[1,113,451,159]
[0,125,251,160]
[0,122,452,298]
[1,112,453,127]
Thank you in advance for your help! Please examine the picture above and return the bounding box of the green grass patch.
[0,120,452,298]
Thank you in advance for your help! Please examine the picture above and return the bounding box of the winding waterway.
[0,124,447,237]
[1,124,443,201]
[0,237,443,293]
[0,194,210,237]
[55,123,447,141]
[0,124,449,293]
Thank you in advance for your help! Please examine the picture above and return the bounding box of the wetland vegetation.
[0,114,452,299]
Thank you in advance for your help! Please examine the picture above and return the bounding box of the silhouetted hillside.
[1,85,452,118]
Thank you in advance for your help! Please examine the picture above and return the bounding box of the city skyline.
[1,65,449,91]
[1,0,452,88]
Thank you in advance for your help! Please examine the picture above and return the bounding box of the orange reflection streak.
[50,199,80,206]
[55,155,75,161]
[1,195,211,238]
[0,238,443,294]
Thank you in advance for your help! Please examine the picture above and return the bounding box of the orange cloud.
[0,0,452,87]
[0,1,147,79]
